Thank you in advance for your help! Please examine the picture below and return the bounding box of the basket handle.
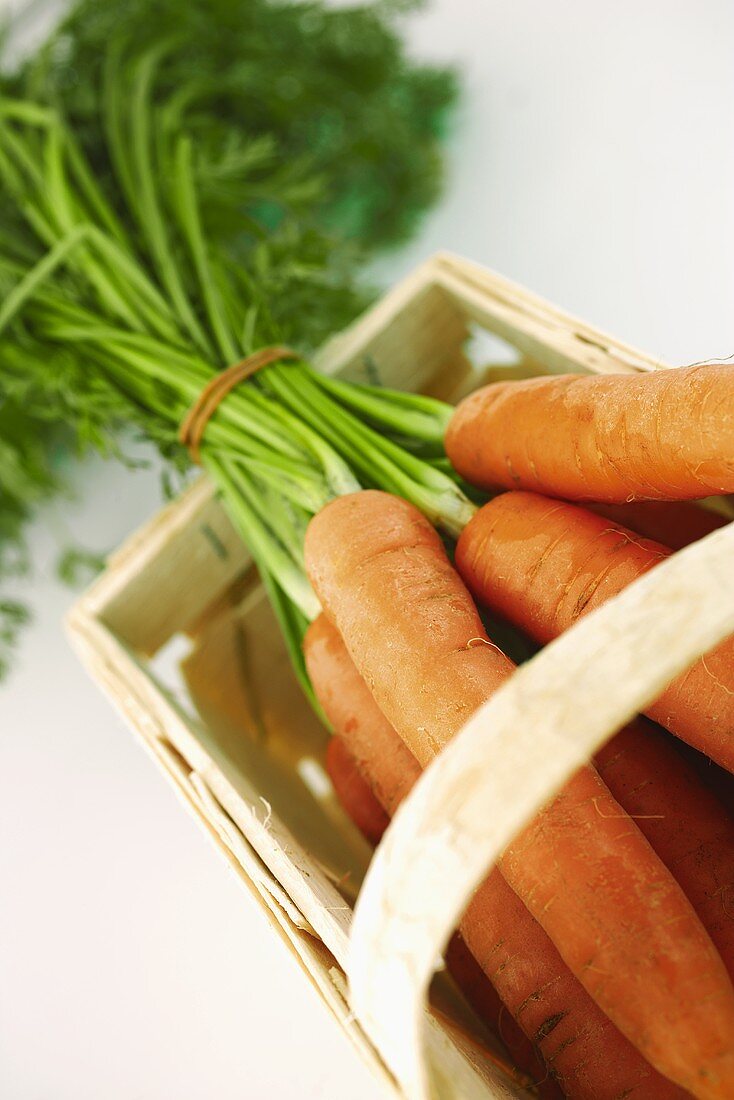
[348,520,734,1100]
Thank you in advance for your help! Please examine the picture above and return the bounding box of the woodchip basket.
[67,253,734,1100]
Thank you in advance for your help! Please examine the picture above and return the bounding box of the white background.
[2,2,733,1098]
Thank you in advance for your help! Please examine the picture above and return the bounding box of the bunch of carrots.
[302,363,734,1100]
[2,46,730,1098]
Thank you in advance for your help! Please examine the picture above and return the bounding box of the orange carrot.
[588,501,728,551]
[676,740,734,816]
[306,615,685,1099]
[593,719,734,981]
[445,364,734,502]
[461,869,687,1100]
[323,729,559,1097]
[305,491,734,1099]
[454,491,734,773]
[500,766,734,1100]
[307,614,417,815]
[325,736,389,845]
[443,934,563,1100]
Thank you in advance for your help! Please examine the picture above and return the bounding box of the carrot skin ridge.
[445,365,734,503]
[304,492,734,1096]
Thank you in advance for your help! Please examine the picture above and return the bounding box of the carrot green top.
[0,53,475,696]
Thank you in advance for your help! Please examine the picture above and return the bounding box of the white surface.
[1,2,733,1098]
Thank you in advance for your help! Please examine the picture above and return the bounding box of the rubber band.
[178,344,299,463]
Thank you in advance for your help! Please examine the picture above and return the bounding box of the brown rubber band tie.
[178,344,300,463]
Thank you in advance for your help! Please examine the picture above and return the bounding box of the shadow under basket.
[67,253,734,1100]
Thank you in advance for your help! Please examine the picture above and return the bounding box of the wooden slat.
[90,477,248,655]
[432,252,668,375]
[314,260,469,389]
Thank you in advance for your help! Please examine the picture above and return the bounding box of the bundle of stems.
[0,49,474,697]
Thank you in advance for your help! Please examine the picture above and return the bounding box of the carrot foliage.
[0,38,471,690]
[0,0,460,678]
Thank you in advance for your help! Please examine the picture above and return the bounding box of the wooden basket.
[67,253,734,1100]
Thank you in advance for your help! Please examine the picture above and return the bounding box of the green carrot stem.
[63,127,131,247]
[42,129,168,335]
[127,48,213,355]
[0,223,92,335]
[262,363,476,534]
[259,570,324,720]
[170,134,239,364]
[310,370,452,444]
[87,229,185,344]
[206,454,320,620]
[237,457,331,515]
[224,461,309,568]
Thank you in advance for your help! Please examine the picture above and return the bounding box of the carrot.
[325,736,390,845]
[306,615,685,1099]
[444,933,564,1100]
[305,491,734,1099]
[454,491,734,773]
[593,719,734,981]
[307,613,417,815]
[675,741,734,817]
[500,766,734,1100]
[461,868,687,1100]
[445,364,734,502]
[323,730,560,1097]
[588,501,728,551]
